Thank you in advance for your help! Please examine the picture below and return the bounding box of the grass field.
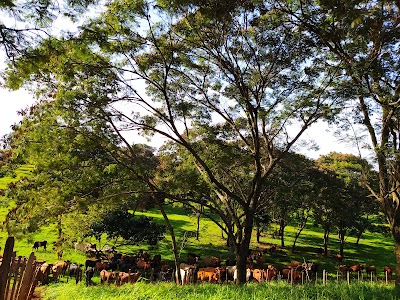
[41,281,400,300]
[0,167,398,299]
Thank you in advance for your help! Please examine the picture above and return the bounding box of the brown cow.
[339,265,352,277]
[201,256,221,267]
[266,265,278,281]
[288,260,304,271]
[116,271,141,285]
[95,261,110,272]
[249,250,263,260]
[350,263,363,273]
[197,267,222,283]
[252,269,267,282]
[100,270,116,284]
[280,268,301,282]
[365,265,376,275]
[335,254,345,263]
[37,263,52,285]
[136,259,151,270]
[384,266,393,279]
[52,264,63,281]
[256,256,265,269]
[53,260,69,276]
[302,262,318,276]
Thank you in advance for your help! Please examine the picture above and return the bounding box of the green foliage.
[2,0,399,284]
[89,210,165,246]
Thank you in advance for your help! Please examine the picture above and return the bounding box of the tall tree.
[266,152,314,249]
[316,152,377,255]
[4,0,342,283]
[271,0,400,286]
[2,100,159,240]
[309,166,344,257]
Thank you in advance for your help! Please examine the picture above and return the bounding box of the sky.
[0,88,34,138]
[0,84,364,160]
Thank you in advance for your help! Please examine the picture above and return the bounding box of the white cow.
[233,268,252,283]
[179,263,196,285]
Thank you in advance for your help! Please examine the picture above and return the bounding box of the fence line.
[0,237,41,300]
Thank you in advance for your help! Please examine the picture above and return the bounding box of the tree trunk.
[235,241,250,284]
[256,226,261,243]
[323,229,330,257]
[158,203,181,284]
[355,230,363,245]
[338,227,346,256]
[291,222,306,253]
[196,213,200,241]
[279,219,285,248]
[57,215,63,241]
[235,247,248,285]
[395,240,400,287]
[234,213,254,284]
[196,205,203,241]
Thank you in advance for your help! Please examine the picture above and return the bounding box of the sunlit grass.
[42,281,400,300]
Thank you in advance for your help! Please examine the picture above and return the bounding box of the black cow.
[85,259,101,270]
[68,263,83,284]
[187,253,201,264]
[32,240,47,251]
[85,267,95,286]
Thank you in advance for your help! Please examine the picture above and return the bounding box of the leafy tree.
[89,210,165,246]
[266,152,315,249]
[309,166,344,257]
[4,0,343,283]
[271,0,400,286]
[314,152,377,256]
[2,100,159,241]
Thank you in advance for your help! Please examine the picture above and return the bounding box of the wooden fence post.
[0,237,15,300]
[17,253,36,300]
[0,237,40,300]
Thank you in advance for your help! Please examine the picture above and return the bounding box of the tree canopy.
[2,0,399,284]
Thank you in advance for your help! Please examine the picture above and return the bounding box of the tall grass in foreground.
[42,281,400,300]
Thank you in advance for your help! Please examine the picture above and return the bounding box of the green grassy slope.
[0,168,398,299]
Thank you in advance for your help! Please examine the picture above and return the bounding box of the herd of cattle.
[29,240,395,287]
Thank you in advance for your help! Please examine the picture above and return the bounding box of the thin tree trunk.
[279,219,285,248]
[196,205,203,241]
[256,226,261,243]
[323,229,330,257]
[158,202,181,284]
[57,215,63,241]
[291,222,307,253]
[338,228,346,256]
[355,230,363,245]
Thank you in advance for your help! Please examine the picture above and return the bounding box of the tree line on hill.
[0,0,399,286]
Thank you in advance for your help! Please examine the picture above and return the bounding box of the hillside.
[0,170,396,275]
